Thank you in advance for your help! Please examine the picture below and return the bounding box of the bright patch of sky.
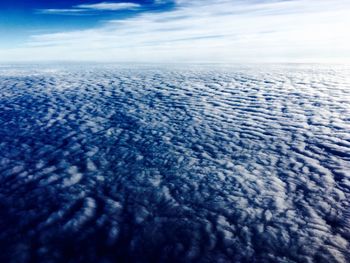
[0,0,349,62]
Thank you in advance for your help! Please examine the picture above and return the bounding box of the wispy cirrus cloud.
[76,2,140,11]
[37,2,141,15]
[37,9,88,15]
[2,0,350,62]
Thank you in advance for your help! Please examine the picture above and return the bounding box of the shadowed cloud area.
[0,64,349,262]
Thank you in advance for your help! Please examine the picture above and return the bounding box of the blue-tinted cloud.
[0,64,349,262]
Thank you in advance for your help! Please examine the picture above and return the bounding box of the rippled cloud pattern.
[0,65,349,262]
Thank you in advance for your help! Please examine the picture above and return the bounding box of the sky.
[0,0,350,63]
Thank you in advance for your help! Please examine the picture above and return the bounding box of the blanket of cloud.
[0,64,349,263]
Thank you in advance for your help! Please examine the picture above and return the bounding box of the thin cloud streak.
[2,0,350,62]
[76,2,141,11]
[37,2,140,15]
[36,9,90,15]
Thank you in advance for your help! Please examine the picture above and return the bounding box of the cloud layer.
[0,64,349,262]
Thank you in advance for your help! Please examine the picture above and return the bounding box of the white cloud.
[36,9,87,15]
[76,2,141,11]
[2,0,350,62]
[36,2,140,15]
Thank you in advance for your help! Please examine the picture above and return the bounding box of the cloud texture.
[0,64,349,262]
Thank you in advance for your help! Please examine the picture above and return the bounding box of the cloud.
[37,2,140,15]
[37,9,89,15]
[0,64,349,262]
[3,0,350,62]
[76,2,141,11]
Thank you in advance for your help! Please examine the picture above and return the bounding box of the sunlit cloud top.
[1,0,350,62]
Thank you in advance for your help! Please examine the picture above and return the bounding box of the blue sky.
[0,0,350,62]
[0,1,173,46]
